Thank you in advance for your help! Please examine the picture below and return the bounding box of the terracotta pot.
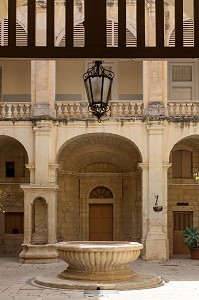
[190,248,199,259]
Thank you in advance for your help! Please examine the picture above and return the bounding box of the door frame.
[171,205,195,255]
[89,203,113,241]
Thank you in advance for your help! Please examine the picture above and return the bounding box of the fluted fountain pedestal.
[35,241,162,290]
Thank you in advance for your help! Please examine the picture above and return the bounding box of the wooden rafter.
[1,0,199,59]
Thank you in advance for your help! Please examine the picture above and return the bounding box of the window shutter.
[172,150,192,178]
[172,150,182,178]
[59,19,136,47]
[0,19,27,46]
[182,150,192,178]
[169,19,194,47]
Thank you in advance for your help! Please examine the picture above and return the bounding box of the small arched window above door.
[89,186,113,198]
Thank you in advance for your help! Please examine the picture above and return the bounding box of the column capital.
[162,163,172,170]
[138,163,149,170]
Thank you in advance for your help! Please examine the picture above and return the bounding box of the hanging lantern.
[83,61,114,122]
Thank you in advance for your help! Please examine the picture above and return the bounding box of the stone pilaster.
[142,122,169,261]
[33,121,51,185]
[143,61,168,115]
[31,60,56,117]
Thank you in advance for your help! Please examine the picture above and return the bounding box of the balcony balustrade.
[1,101,199,119]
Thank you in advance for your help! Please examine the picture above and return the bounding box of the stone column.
[48,196,57,244]
[138,163,149,259]
[33,121,51,184]
[31,60,56,117]
[23,197,32,244]
[144,122,169,261]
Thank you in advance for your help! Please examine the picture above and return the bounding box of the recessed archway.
[57,133,142,243]
[168,135,199,256]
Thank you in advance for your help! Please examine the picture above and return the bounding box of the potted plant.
[183,226,199,259]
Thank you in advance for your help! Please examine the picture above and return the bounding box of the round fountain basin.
[35,241,162,290]
[56,241,143,281]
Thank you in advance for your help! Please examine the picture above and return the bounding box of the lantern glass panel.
[85,78,92,104]
[90,76,102,103]
[102,77,112,104]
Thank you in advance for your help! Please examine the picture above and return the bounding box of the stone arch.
[56,132,143,164]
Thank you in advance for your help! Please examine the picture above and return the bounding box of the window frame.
[169,61,197,102]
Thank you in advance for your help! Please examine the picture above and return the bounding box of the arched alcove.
[31,197,48,244]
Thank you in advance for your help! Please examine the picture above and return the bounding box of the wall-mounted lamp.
[153,195,163,212]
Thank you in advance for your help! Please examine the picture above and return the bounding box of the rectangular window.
[169,63,195,101]
[5,212,24,234]
[6,162,15,178]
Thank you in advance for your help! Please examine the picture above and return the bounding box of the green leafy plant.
[194,172,199,181]
[183,226,199,248]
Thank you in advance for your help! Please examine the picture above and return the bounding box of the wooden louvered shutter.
[169,19,194,47]
[172,150,192,178]
[0,19,27,46]
[59,19,136,47]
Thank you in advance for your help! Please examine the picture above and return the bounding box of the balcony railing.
[55,101,144,118]
[167,102,199,117]
[1,101,199,119]
[0,103,31,117]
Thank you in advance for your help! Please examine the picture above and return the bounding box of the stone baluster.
[124,102,129,116]
[181,103,186,116]
[76,103,81,117]
[1,104,6,116]
[192,103,198,116]
[27,104,31,116]
[69,103,75,117]
[19,104,25,117]
[111,103,117,117]
[118,102,123,117]
[13,104,18,117]
[57,103,63,117]
[7,104,12,117]
[63,103,69,116]
[175,104,180,116]
[129,102,136,116]
[168,103,173,116]
[82,104,87,117]
[137,103,142,116]
[187,103,192,116]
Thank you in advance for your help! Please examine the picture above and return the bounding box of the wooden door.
[173,211,193,254]
[89,204,113,241]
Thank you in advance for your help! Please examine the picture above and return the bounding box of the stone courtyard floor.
[0,256,199,299]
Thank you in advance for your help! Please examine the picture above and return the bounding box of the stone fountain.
[35,241,162,290]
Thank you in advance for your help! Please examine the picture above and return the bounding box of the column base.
[19,243,58,264]
[142,235,169,261]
